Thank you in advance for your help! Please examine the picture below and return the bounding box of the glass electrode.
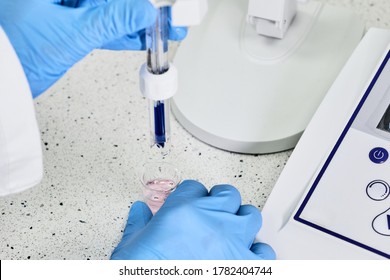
[146,6,171,155]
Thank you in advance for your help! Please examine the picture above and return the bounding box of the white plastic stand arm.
[171,0,208,26]
[247,0,310,39]
[149,0,208,26]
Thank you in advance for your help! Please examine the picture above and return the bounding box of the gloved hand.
[110,180,276,260]
[0,0,187,98]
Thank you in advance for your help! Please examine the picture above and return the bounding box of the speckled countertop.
[1,0,389,260]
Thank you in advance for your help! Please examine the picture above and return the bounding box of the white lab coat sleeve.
[0,26,43,196]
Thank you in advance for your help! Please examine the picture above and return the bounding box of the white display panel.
[259,29,390,259]
[295,50,390,258]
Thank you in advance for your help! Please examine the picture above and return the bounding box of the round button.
[366,180,390,201]
[369,147,388,164]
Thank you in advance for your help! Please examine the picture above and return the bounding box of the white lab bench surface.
[1,0,389,260]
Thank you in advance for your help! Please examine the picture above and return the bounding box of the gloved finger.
[101,17,185,50]
[236,205,263,243]
[122,201,153,239]
[167,7,187,41]
[53,0,81,7]
[166,180,208,201]
[76,0,109,7]
[57,0,107,8]
[250,242,276,260]
[59,0,80,6]
[90,0,157,46]
[196,184,241,213]
[101,34,144,50]
[169,26,188,41]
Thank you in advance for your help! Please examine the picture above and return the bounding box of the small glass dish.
[140,161,181,214]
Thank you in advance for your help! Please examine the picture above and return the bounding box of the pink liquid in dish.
[144,179,176,214]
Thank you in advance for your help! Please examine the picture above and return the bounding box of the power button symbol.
[369,147,389,164]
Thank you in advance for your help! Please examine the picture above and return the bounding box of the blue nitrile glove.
[110,180,276,260]
[0,0,187,98]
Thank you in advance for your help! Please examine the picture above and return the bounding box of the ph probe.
[140,3,177,155]
[139,0,208,155]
